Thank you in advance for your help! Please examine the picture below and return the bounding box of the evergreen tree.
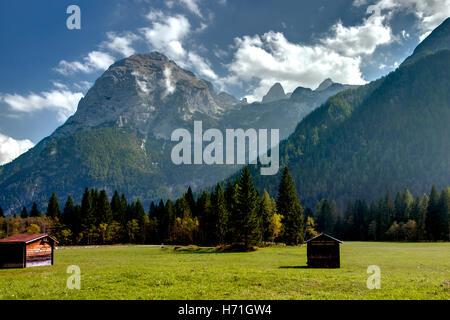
[197,191,215,245]
[426,185,441,240]
[149,201,157,218]
[0,206,4,218]
[185,187,197,217]
[110,190,122,221]
[29,202,40,217]
[98,190,113,224]
[438,188,450,240]
[63,196,79,239]
[212,183,228,245]
[380,190,395,239]
[258,190,273,242]
[232,166,261,248]
[316,199,334,234]
[81,187,96,230]
[46,193,61,219]
[157,199,167,241]
[21,206,28,218]
[276,166,304,245]
[163,199,175,242]
[119,194,128,226]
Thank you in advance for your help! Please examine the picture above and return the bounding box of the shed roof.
[0,233,57,244]
[304,233,343,243]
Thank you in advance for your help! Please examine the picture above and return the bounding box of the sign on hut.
[0,234,57,268]
[305,233,342,268]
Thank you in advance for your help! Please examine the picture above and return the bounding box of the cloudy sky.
[0,0,449,165]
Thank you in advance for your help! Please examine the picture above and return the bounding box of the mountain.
[0,53,352,214]
[402,17,450,66]
[315,78,334,91]
[262,83,287,103]
[250,18,450,208]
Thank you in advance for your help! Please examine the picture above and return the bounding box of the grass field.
[0,242,449,300]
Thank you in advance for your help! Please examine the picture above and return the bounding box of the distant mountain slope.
[0,53,351,214]
[250,18,450,207]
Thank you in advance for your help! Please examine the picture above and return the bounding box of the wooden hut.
[305,233,342,268]
[0,234,57,268]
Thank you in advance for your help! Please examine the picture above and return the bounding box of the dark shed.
[0,234,57,268]
[305,233,343,268]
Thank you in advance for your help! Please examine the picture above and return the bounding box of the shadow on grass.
[279,266,309,269]
[166,244,259,254]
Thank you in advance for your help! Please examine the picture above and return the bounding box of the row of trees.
[0,167,307,248]
[313,186,449,241]
[1,168,448,245]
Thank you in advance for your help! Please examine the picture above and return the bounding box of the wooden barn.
[305,233,342,268]
[0,234,57,268]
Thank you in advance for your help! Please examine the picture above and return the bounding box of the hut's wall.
[25,240,53,267]
[307,240,340,268]
[0,244,24,268]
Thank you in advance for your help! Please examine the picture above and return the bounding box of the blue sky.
[0,0,449,165]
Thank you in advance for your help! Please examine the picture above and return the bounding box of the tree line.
[314,185,449,241]
[0,167,305,248]
[0,166,448,246]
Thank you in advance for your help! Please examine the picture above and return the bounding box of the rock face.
[262,83,287,103]
[315,78,334,91]
[0,52,354,214]
[56,52,227,140]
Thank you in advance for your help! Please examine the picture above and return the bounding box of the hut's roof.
[0,233,57,244]
[304,233,343,243]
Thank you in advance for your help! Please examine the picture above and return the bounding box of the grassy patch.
[0,242,448,300]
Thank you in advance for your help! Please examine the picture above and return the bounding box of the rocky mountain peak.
[54,52,232,139]
[315,78,334,91]
[262,82,287,103]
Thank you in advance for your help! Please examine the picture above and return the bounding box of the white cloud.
[179,0,203,18]
[321,13,392,56]
[56,51,115,75]
[224,31,367,103]
[141,11,191,60]
[0,133,34,165]
[163,67,176,97]
[1,89,83,123]
[354,0,450,40]
[104,32,138,57]
[188,52,218,80]
[141,10,218,81]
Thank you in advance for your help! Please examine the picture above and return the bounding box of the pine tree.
[438,187,450,240]
[426,185,441,240]
[276,166,304,245]
[316,199,334,234]
[197,191,215,245]
[98,190,113,224]
[149,201,157,219]
[212,183,228,245]
[110,189,121,221]
[21,206,28,218]
[232,166,261,248]
[185,187,197,217]
[81,188,96,230]
[46,193,61,219]
[163,199,175,242]
[0,206,4,218]
[380,190,395,239]
[29,202,40,217]
[63,196,79,240]
[119,194,128,226]
[258,190,273,242]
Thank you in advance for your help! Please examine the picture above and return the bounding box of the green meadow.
[0,242,448,300]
